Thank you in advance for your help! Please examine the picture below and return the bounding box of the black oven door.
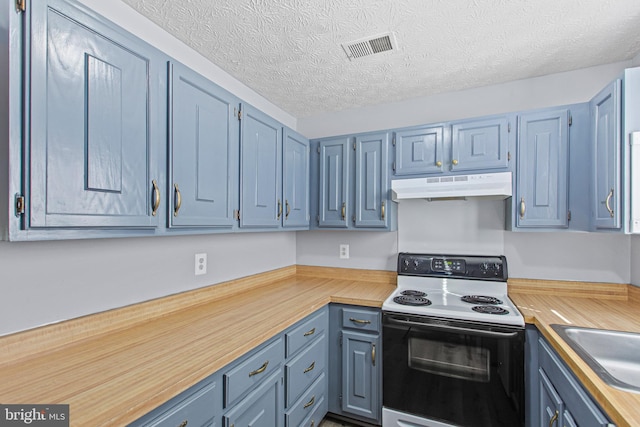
[383,313,524,427]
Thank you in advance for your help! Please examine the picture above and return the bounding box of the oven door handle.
[386,317,520,339]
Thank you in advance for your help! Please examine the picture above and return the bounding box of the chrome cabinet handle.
[277,199,282,220]
[381,201,385,220]
[549,410,558,427]
[174,183,182,217]
[349,317,371,325]
[604,188,614,218]
[303,361,315,374]
[285,200,291,219]
[151,179,160,216]
[341,202,346,220]
[372,343,376,366]
[248,360,269,377]
[519,197,526,219]
[303,395,315,409]
[303,327,315,337]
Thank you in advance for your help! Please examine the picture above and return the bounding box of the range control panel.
[397,253,507,281]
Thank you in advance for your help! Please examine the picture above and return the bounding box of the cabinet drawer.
[286,373,327,427]
[224,337,283,408]
[286,308,328,358]
[538,338,610,426]
[132,379,219,427]
[286,333,327,407]
[224,369,282,427]
[341,307,380,333]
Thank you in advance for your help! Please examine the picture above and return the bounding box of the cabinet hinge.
[508,122,511,133]
[234,209,240,221]
[235,107,242,121]
[507,151,511,162]
[353,142,356,150]
[568,210,572,222]
[316,215,319,224]
[15,194,25,216]
[392,136,396,146]
[392,161,396,172]
[317,145,320,154]
[16,0,25,12]
[568,115,572,126]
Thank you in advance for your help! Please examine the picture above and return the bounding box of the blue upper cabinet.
[591,80,621,230]
[283,128,310,228]
[240,104,282,228]
[169,61,238,228]
[451,117,509,172]
[28,0,163,229]
[318,137,351,228]
[393,126,444,175]
[516,109,569,228]
[355,133,389,228]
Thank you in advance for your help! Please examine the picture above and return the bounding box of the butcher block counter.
[510,278,640,427]
[0,265,395,427]
[3,268,640,427]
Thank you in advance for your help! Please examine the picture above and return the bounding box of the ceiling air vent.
[342,32,397,60]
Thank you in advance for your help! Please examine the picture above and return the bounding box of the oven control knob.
[493,263,501,271]
[480,262,489,271]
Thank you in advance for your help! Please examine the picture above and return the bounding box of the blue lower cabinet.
[223,369,283,427]
[128,376,221,427]
[285,374,327,427]
[525,326,612,427]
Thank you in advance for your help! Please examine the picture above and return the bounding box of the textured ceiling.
[122,0,640,118]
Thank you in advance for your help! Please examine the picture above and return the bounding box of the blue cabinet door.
[591,80,621,230]
[318,137,350,228]
[516,109,569,228]
[539,370,563,427]
[223,369,283,427]
[240,104,282,228]
[341,330,380,422]
[169,61,238,228]
[355,133,389,228]
[451,117,510,172]
[283,128,310,228]
[393,126,444,175]
[28,0,161,228]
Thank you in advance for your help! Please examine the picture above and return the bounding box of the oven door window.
[383,319,524,427]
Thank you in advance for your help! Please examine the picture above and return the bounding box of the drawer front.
[224,337,283,408]
[286,333,327,407]
[341,307,380,333]
[538,338,610,426]
[286,373,327,427]
[137,380,219,427]
[286,308,328,358]
[224,369,282,427]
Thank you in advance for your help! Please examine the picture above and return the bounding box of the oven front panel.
[382,313,524,427]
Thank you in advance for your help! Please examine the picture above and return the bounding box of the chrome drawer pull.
[604,188,614,218]
[304,361,315,374]
[349,317,371,325]
[303,327,316,337]
[248,360,269,377]
[304,395,315,409]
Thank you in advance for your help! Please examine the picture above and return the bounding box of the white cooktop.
[383,275,524,327]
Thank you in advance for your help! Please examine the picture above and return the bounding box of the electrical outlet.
[195,253,207,276]
[339,244,349,259]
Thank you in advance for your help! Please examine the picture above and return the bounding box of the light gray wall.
[296,61,635,283]
[0,233,296,336]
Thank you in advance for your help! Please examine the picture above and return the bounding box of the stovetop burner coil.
[471,305,509,315]
[462,295,503,305]
[393,295,432,306]
[400,290,427,297]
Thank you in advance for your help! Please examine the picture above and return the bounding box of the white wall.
[296,61,635,283]
[0,233,296,336]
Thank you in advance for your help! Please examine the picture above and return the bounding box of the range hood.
[391,171,512,201]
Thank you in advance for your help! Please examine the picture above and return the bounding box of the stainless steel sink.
[551,324,640,394]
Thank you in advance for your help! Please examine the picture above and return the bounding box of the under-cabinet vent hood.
[391,172,512,201]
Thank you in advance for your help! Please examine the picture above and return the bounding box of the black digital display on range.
[431,258,465,272]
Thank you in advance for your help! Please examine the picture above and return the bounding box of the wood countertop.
[0,265,396,427]
[509,278,640,427]
[4,267,640,427]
